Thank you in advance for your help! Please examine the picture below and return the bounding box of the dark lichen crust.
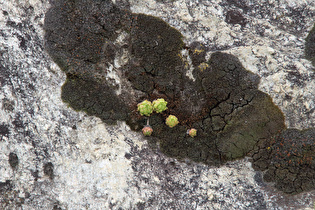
[252,128,315,194]
[45,0,314,194]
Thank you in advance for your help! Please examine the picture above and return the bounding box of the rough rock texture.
[305,24,315,66]
[0,0,314,209]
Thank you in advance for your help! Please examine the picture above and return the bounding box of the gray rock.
[0,0,314,209]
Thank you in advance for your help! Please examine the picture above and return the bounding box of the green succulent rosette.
[188,128,197,137]
[142,125,153,136]
[152,98,168,113]
[137,100,153,116]
[165,115,179,128]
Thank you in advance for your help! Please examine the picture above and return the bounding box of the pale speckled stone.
[52,119,141,208]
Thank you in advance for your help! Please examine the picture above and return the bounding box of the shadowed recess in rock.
[8,153,19,169]
[305,23,315,66]
[44,0,314,194]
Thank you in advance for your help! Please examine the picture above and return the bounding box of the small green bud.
[137,100,153,116]
[152,98,168,113]
[165,115,179,128]
[188,128,197,137]
[142,125,153,136]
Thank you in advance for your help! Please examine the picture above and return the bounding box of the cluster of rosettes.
[137,98,168,116]
[137,99,197,138]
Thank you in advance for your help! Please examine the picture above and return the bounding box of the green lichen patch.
[252,128,315,194]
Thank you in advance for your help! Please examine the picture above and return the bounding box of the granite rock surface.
[0,0,314,209]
